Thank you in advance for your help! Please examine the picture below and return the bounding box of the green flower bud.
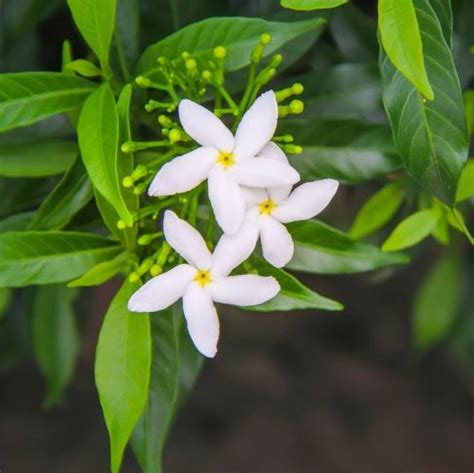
[284,144,303,154]
[121,141,135,153]
[157,56,168,65]
[135,75,152,88]
[122,176,134,188]
[185,58,197,71]
[269,54,282,68]
[291,83,304,95]
[128,272,140,283]
[168,128,182,143]
[213,46,227,59]
[202,70,212,82]
[289,99,304,114]
[133,182,148,195]
[132,165,148,180]
[117,219,127,230]
[150,265,162,277]
[260,33,272,45]
[138,234,153,246]
[181,51,190,60]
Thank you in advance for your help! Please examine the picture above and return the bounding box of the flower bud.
[185,58,197,71]
[132,165,148,180]
[121,141,136,153]
[213,46,227,59]
[150,265,162,277]
[168,128,182,143]
[284,144,303,154]
[122,176,134,188]
[258,67,276,85]
[269,54,282,68]
[135,75,152,88]
[129,272,140,283]
[157,56,168,65]
[202,70,212,82]
[181,51,190,60]
[289,99,304,114]
[260,33,272,45]
[117,219,127,230]
[291,83,304,95]
[133,182,148,195]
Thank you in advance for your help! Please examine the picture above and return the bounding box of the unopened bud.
[133,182,148,195]
[260,33,272,45]
[138,234,153,245]
[181,51,190,60]
[269,54,282,68]
[122,176,134,188]
[285,144,303,154]
[168,128,182,143]
[135,75,152,88]
[291,83,304,95]
[150,265,162,276]
[259,67,276,85]
[129,272,140,283]
[213,46,227,59]
[132,165,148,180]
[202,70,212,82]
[185,58,197,71]
[289,99,304,114]
[121,141,136,153]
[116,219,127,230]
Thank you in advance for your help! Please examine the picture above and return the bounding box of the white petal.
[259,217,294,268]
[148,147,217,196]
[259,143,293,203]
[211,209,260,277]
[179,99,234,152]
[240,186,268,207]
[209,274,280,306]
[183,283,220,358]
[128,264,195,312]
[208,166,245,235]
[163,210,212,268]
[233,90,278,160]
[232,158,300,188]
[273,179,339,223]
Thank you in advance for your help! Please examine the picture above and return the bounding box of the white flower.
[128,210,280,358]
[239,143,339,268]
[148,91,300,235]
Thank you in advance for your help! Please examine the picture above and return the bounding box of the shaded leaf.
[281,0,347,9]
[95,280,151,473]
[456,159,474,202]
[288,219,409,273]
[32,284,79,407]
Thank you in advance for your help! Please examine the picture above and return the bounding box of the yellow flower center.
[194,269,212,287]
[217,151,235,168]
[258,199,277,216]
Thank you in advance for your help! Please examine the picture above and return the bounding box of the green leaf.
[281,0,347,10]
[349,181,405,239]
[378,0,433,100]
[67,0,117,75]
[379,0,469,205]
[456,159,474,202]
[95,280,151,473]
[66,59,102,77]
[132,306,203,473]
[28,159,93,230]
[0,231,121,287]
[428,0,452,47]
[287,219,409,273]
[382,209,439,251]
[0,288,12,320]
[282,119,401,184]
[413,252,461,350]
[68,252,128,287]
[0,72,95,132]
[0,211,35,232]
[113,0,140,75]
[0,139,77,177]
[78,84,133,227]
[32,284,79,407]
[249,257,342,312]
[137,17,326,80]
[464,90,474,136]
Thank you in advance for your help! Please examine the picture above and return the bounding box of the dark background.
[1,0,473,472]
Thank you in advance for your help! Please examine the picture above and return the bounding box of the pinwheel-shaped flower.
[128,211,280,357]
[148,91,300,235]
[239,143,339,268]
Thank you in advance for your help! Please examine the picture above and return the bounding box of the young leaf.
[66,59,102,78]
[78,84,133,227]
[413,253,461,350]
[349,181,405,239]
[0,231,121,287]
[281,119,401,184]
[0,139,77,177]
[95,280,151,473]
[67,0,117,75]
[0,72,96,132]
[137,17,326,81]
[281,0,348,10]
[378,0,433,100]
[32,284,79,408]
[132,306,203,473]
[287,220,409,274]
[379,0,468,205]
[68,252,128,287]
[456,160,474,202]
[382,209,439,252]
[248,257,342,312]
[28,159,93,230]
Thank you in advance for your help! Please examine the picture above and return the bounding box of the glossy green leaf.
[282,119,400,184]
[378,0,433,100]
[28,159,93,230]
[0,139,77,177]
[113,0,140,75]
[78,84,133,227]
[66,59,102,77]
[382,209,439,251]
[413,252,461,350]
[464,90,474,136]
[137,17,326,80]
[287,220,409,273]
[350,181,405,239]
[0,72,95,132]
[32,284,79,407]
[281,0,347,9]
[249,257,342,311]
[95,280,151,473]
[68,252,128,287]
[456,159,474,202]
[132,306,203,473]
[67,0,117,74]
[429,0,452,47]
[0,212,34,232]
[379,0,468,204]
[0,231,121,287]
